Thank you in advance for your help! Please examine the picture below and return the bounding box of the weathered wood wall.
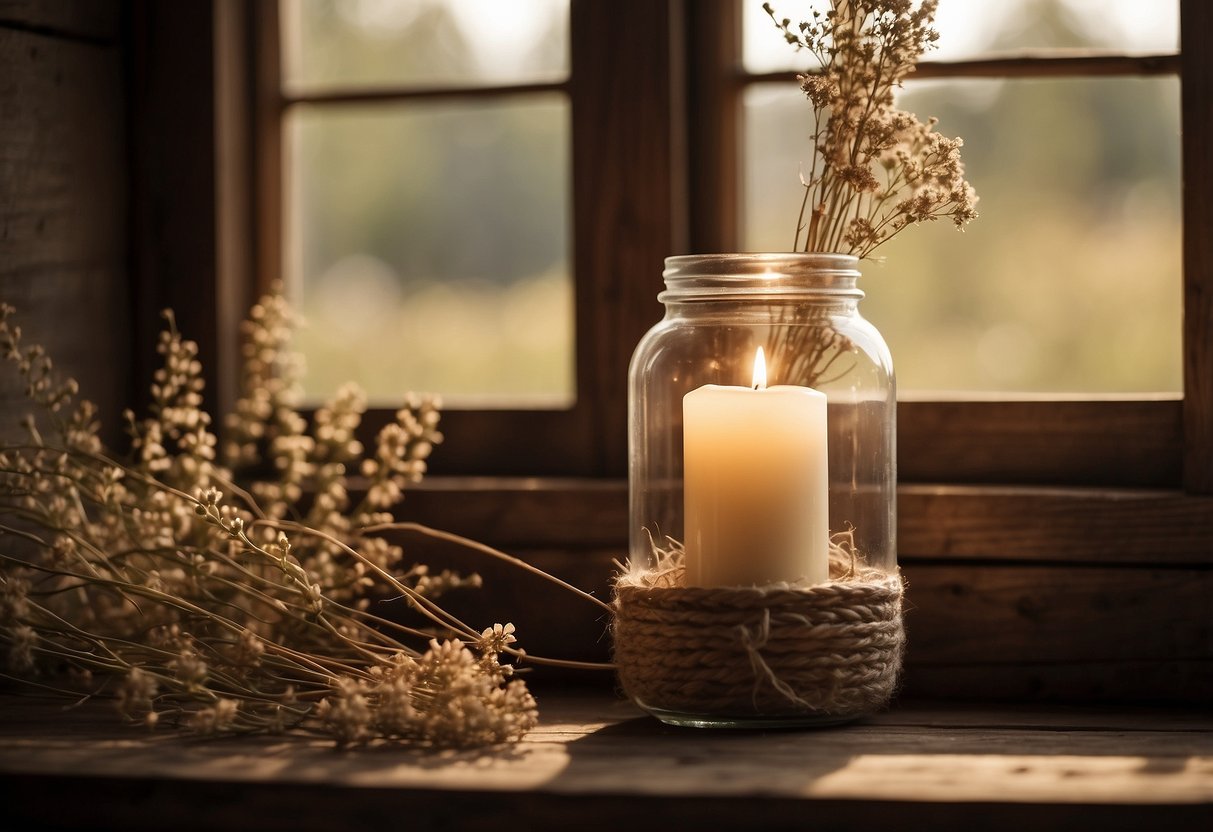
[392,480,1213,705]
[0,1,129,443]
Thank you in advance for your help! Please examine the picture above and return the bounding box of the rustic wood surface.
[362,527,1213,703]
[0,0,119,42]
[395,477,1213,565]
[0,7,128,447]
[898,484,1213,564]
[897,398,1183,488]
[686,0,741,252]
[571,0,686,477]
[0,693,1208,832]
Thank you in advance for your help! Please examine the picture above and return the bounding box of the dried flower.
[0,297,551,749]
[765,0,978,256]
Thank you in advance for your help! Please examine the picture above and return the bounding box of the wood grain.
[571,0,687,476]
[0,20,129,446]
[126,0,222,421]
[685,0,741,253]
[284,79,569,106]
[744,52,1181,85]
[901,564,1213,666]
[0,695,1208,832]
[898,399,1183,487]
[1181,0,1213,493]
[0,0,118,42]
[371,513,1213,703]
[899,484,1213,564]
[394,477,1213,565]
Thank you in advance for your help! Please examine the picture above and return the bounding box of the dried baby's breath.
[765,0,978,256]
[0,299,537,749]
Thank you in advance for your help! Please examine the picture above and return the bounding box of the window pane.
[744,0,1178,73]
[742,77,1181,393]
[283,0,569,90]
[287,96,573,406]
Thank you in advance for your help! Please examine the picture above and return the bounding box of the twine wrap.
[613,560,905,719]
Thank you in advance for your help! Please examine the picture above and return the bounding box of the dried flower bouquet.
[0,295,549,748]
[764,0,977,257]
[758,0,979,387]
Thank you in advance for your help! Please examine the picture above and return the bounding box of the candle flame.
[752,347,767,390]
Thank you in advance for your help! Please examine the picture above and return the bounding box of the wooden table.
[1,691,1210,831]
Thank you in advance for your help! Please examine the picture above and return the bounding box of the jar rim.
[661,253,863,301]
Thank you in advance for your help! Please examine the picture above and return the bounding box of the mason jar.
[628,252,896,585]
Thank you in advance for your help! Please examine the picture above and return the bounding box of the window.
[742,1,1182,395]
[281,0,574,407]
[687,0,1210,492]
[254,0,684,476]
[252,0,1212,495]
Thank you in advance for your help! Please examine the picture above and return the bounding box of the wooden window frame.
[225,0,1211,509]
[688,0,1212,495]
[113,0,1211,706]
[250,0,688,477]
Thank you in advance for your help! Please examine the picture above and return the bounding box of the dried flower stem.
[765,0,978,257]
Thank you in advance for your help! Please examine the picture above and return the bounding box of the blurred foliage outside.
[284,0,573,406]
[744,0,1181,393]
[284,0,1181,405]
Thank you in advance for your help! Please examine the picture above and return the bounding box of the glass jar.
[628,252,896,582]
[620,252,899,727]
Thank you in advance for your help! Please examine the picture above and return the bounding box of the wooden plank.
[252,0,282,297]
[213,0,256,423]
[898,399,1183,487]
[359,409,597,477]
[0,24,128,446]
[1,776,1207,832]
[393,476,628,548]
[685,0,741,253]
[360,527,1213,703]
[127,0,221,419]
[284,80,569,106]
[571,0,687,477]
[904,660,1213,706]
[744,52,1181,84]
[899,485,1213,564]
[393,478,1213,566]
[902,563,1213,664]
[0,0,119,42]
[869,699,1213,732]
[0,695,1208,832]
[363,535,617,666]
[1181,0,1213,494]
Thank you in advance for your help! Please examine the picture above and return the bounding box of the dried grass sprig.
[0,296,611,748]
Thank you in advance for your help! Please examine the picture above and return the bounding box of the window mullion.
[570,0,688,475]
[1181,0,1213,494]
[281,79,570,107]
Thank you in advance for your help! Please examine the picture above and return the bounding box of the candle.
[682,347,830,587]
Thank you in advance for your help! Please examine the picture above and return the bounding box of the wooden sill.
[0,692,1209,831]
[394,476,1213,565]
[384,478,1213,705]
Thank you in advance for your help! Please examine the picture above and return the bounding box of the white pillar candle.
[682,348,830,587]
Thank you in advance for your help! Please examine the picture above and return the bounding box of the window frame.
[246,0,1212,495]
[251,0,688,476]
[687,0,1211,494]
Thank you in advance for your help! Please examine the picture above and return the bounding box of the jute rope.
[612,545,905,718]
